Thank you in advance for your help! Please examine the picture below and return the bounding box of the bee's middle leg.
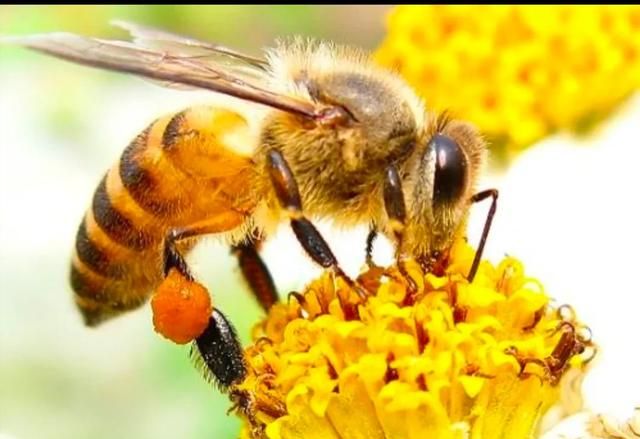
[383,165,418,292]
[231,240,279,312]
[266,149,367,299]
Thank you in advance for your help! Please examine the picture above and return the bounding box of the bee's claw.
[331,267,369,301]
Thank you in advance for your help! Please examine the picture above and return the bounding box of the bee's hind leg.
[266,149,368,300]
[382,165,418,293]
[231,240,279,312]
[160,222,249,393]
[163,225,279,431]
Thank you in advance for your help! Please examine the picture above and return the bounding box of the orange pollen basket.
[151,268,212,344]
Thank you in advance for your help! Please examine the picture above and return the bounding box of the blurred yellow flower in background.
[375,5,640,163]
[235,239,596,439]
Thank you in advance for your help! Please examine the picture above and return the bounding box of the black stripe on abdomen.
[74,219,123,279]
[119,128,182,217]
[70,263,139,314]
[70,262,108,302]
[91,175,155,251]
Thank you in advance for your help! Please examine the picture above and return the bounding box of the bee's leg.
[365,226,378,268]
[192,308,247,390]
[162,215,243,278]
[163,218,278,314]
[467,189,499,282]
[383,165,418,292]
[163,229,194,280]
[160,219,248,393]
[193,312,266,439]
[266,149,367,300]
[231,240,279,312]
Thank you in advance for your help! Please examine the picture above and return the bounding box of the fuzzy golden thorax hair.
[252,40,486,260]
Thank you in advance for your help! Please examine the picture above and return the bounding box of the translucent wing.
[109,20,267,90]
[111,20,268,71]
[3,31,319,118]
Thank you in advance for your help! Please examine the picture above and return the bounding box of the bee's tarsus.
[334,266,369,300]
[468,188,499,282]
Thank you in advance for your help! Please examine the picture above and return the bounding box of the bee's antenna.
[467,189,499,282]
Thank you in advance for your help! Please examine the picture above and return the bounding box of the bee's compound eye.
[431,134,468,207]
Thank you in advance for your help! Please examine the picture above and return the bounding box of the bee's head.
[400,117,487,258]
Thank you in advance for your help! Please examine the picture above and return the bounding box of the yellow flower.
[232,239,596,439]
[375,5,640,163]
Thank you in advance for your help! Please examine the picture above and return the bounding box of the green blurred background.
[0,6,390,439]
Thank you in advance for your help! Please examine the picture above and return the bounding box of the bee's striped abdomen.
[119,126,185,218]
[92,174,158,251]
[71,106,257,326]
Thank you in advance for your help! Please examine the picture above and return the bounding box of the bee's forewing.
[2,32,318,117]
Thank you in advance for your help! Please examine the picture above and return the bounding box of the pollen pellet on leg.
[151,268,212,344]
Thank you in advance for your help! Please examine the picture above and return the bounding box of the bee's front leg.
[266,149,368,300]
[383,165,418,293]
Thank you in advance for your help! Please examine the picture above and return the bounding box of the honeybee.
[8,21,497,418]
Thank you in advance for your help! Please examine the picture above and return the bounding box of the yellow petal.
[471,375,556,439]
[459,375,486,398]
[325,375,386,439]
